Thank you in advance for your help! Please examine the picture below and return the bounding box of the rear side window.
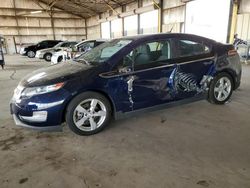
[61,43,69,47]
[48,41,58,47]
[177,39,211,58]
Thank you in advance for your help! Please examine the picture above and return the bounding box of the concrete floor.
[0,55,250,188]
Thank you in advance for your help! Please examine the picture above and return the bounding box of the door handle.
[127,76,135,92]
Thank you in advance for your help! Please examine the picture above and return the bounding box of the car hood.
[19,61,93,87]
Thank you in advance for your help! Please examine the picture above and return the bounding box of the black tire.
[58,56,63,63]
[65,92,112,136]
[44,53,52,62]
[27,50,35,58]
[208,72,233,104]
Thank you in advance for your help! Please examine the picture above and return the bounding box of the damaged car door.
[169,38,215,100]
[121,39,178,110]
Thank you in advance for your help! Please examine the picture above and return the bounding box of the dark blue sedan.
[10,33,242,135]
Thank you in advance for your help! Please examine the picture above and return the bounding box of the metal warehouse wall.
[86,0,186,39]
[236,0,250,40]
[0,0,86,54]
[0,0,187,53]
[236,14,250,41]
[162,0,185,32]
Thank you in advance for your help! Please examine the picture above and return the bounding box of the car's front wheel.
[44,53,52,62]
[27,50,35,58]
[66,92,112,135]
[208,72,233,104]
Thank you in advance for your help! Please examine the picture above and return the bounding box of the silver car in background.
[35,41,77,62]
[51,39,107,65]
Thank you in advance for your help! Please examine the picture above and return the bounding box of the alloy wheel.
[45,54,51,61]
[73,99,107,132]
[27,51,35,58]
[214,77,232,102]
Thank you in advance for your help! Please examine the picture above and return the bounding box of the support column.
[13,0,20,53]
[229,1,238,43]
[122,5,125,36]
[85,19,88,40]
[50,8,56,40]
[153,0,163,33]
[137,0,142,34]
[159,0,163,33]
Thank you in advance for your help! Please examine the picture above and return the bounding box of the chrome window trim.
[99,56,215,78]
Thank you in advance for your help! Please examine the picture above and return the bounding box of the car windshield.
[75,39,132,65]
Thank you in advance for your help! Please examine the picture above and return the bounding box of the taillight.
[228,49,238,56]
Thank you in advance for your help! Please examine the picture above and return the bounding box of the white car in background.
[35,41,77,62]
[51,39,107,65]
[51,50,67,65]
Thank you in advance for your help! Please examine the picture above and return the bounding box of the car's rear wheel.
[44,53,52,62]
[208,72,233,104]
[27,50,35,58]
[66,92,112,135]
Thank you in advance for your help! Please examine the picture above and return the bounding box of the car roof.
[41,40,62,42]
[75,39,107,47]
[115,33,217,43]
[61,41,78,43]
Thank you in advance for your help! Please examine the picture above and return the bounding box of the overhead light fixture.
[30,10,42,14]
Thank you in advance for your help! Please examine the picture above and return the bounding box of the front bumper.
[19,49,26,55]
[51,55,59,64]
[13,114,62,132]
[10,89,69,132]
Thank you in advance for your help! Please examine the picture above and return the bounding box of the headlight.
[21,82,64,97]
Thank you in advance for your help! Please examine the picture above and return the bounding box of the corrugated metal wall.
[236,0,250,41]
[0,0,86,54]
[86,0,186,39]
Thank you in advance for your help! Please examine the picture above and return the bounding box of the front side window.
[38,41,48,47]
[177,39,211,58]
[120,40,171,70]
[75,39,132,65]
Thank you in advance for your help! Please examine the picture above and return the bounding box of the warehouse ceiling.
[36,0,137,18]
